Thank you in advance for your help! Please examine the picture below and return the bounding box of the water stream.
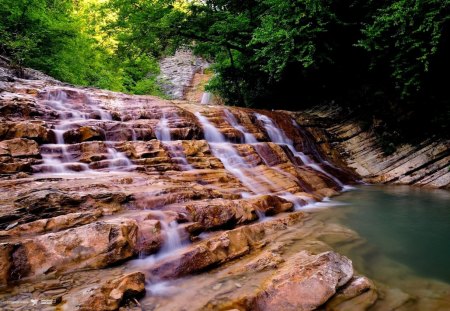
[315,185,450,285]
[34,90,134,174]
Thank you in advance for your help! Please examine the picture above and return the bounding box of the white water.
[200,92,212,105]
[156,112,193,170]
[255,113,345,188]
[33,90,135,174]
[134,211,185,264]
[155,114,171,142]
[193,111,348,212]
[194,112,226,142]
[107,146,133,169]
[224,109,258,143]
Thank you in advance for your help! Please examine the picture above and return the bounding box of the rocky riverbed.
[0,58,448,310]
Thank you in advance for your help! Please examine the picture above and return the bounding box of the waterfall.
[223,109,258,143]
[156,112,193,170]
[196,112,290,198]
[155,113,171,142]
[194,111,348,212]
[255,113,345,189]
[33,89,133,174]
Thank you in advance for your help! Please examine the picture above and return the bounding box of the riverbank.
[0,59,448,310]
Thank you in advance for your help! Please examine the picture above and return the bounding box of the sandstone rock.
[0,121,51,142]
[184,199,257,230]
[68,272,145,311]
[292,107,450,188]
[0,211,102,237]
[135,219,163,256]
[325,276,378,311]
[63,126,105,144]
[0,219,138,284]
[146,213,305,280]
[255,251,353,311]
[247,195,294,216]
[0,138,40,158]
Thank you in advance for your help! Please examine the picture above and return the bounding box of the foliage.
[1,0,449,144]
[0,0,162,95]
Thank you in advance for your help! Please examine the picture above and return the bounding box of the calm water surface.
[319,185,450,284]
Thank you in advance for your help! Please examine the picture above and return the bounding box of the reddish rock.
[255,251,353,311]
[0,219,138,284]
[66,272,145,311]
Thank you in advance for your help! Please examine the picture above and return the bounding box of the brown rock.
[0,219,138,283]
[135,219,163,256]
[326,276,378,311]
[146,213,305,280]
[63,126,105,143]
[0,121,51,142]
[0,211,102,237]
[0,138,40,157]
[255,251,353,311]
[68,272,146,311]
[247,195,294,216]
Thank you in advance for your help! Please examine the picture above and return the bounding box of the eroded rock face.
[292,107,450,189]
[0,219,138,284]
[67,272,146,311]
[255,251,353,311]
[0,59,368,311]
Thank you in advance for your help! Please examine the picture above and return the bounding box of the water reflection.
[318,185,450,284]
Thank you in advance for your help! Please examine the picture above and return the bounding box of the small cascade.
[33,89,134,174]
[255,113,345,188]
[194,112,226,142]
[195,112,280,196]
[200,92,212,105]
[156,112,193,170]
[224,109,258,143]
[107,146,133,169]
[155,113,171,142]
[136,211,185,262]
[159,220,183,255]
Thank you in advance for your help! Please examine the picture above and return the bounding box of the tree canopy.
[1,0,449,147]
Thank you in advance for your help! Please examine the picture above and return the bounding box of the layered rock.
[0,59,379,311]
[292,106,450,189]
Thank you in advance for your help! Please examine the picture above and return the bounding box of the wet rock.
[0,211,102,237]
[247,195,294,216]
[0,121,51,142]
[255,251,353,311]
[63,126,105,143]
[0,138,40,158]
[68,272,145,311]
[0,219,138,284]
[135,219,163,256]
[325,276,378,311]
[146,212,306,280]
[184,199,257,230]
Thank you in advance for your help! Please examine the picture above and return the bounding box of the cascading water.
[195,111,278,195]
[156,112,193,170]
[255,113,346,189]
[135,211,185,263]
[195,111,348,211]
[33,89,134,174]
[223,109,258,143]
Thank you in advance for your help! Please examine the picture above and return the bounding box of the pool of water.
[318,185,450,284]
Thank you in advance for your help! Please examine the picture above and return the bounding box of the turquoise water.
[322,185,450,284]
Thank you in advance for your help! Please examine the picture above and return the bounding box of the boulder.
[67,272,145,311]
[325,276,378,311]
[255,251,353,311]
[0,138,40,158]
[0,219,138,284]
